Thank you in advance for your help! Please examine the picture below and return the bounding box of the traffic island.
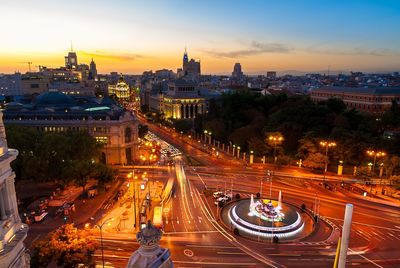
[220,195,315,242]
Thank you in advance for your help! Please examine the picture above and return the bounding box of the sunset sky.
[1,0,399,74]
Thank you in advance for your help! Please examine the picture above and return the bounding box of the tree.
[31,224,98,268]
[303,152,326,170]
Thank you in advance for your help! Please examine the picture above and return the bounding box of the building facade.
[179,49,200,79]
[108,76,130,101]
[148,79,207,120]
[4,91,139,165]
[311,86,400,113]
[0,112,29,268]
[0,73,22,96]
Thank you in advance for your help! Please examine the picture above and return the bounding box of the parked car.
[213,191,224,198]
[214,195,231,205]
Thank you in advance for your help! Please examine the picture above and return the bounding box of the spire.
[70,40,73,52]
[183,47,189,65]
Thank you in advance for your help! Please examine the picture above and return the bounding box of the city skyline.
[1,0,400,74]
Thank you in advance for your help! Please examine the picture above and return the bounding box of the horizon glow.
[1,0,400,74]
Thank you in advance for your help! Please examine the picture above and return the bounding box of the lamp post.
[237,146,241,159]
[366,150,386,177]
[87,217,114,268]
[320,141,336,182]
[268,135,284,165]
[127,172,138,229]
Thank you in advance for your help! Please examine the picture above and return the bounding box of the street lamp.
[268,135,284,165]
[366,150,386,176]
[127,172,138,230]
[320,141,336,182]
[87,217,114,268]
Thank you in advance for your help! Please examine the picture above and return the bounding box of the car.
[214,195,231,205]
[213,191,224,198]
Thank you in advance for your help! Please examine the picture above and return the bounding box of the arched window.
[125,127,132,143]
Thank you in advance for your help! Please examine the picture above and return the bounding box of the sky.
[0,0,400,74]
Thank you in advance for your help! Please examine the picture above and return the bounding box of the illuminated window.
[95,136,108,144]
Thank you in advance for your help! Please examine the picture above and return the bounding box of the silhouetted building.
[65,50,78,70]
[181,48,200,79]
[89,58,97,80]
[267,71,277,79]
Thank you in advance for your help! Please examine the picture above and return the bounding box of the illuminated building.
[108,75,130,101]
[3,90,139,165]
[148,79,207,119]
[0,112,29,268]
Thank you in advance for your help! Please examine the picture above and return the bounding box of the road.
[95,117,400,267]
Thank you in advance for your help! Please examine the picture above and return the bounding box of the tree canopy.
[6,126,115,187]
[31,224,98,268]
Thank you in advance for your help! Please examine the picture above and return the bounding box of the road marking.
[217,252,246,255]
[325,217,400,232]
[183,249,194,257]
[164,230,219,235]
[173,260,257,266]
[185,244,236,249]
[348,248,384,268]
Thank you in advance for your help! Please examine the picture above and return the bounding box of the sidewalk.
[100,179,164,234]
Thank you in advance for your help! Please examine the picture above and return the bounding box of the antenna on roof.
[70,40,73,52]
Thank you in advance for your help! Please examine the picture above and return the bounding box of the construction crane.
[18,61,33,72]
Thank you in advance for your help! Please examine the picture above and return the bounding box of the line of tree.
[189,91,400,175]
[6,126,116,190]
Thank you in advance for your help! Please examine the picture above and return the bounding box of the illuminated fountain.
[223,191,307,240]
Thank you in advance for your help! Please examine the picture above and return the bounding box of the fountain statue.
[126,221,173,268]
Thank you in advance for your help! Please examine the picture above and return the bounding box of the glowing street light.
[88,217,114,268]
[366,150,386,176]
[269,135,284,165]
[320,141,336,181]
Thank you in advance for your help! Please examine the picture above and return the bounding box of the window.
[125,127,132,143]
[95,136,108,144]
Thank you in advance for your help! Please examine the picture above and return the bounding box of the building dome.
[34,91,75,107]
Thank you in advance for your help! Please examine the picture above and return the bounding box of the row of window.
[313,92,400,102]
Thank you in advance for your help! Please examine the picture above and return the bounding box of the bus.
[153,206,163,230]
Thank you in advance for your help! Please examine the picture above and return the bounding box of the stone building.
[311,86,400,113]
[0,112,29,268]
[3,90,139,165]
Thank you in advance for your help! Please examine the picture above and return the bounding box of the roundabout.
[221,193,315,241]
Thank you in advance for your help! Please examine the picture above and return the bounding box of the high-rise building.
[231,63,245,86]
[232,63,243,79]
[0,112,29,268]
[181,48,201,79]
[65,48,78,70]
[267,71,277,79]
[89,58,97,80]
